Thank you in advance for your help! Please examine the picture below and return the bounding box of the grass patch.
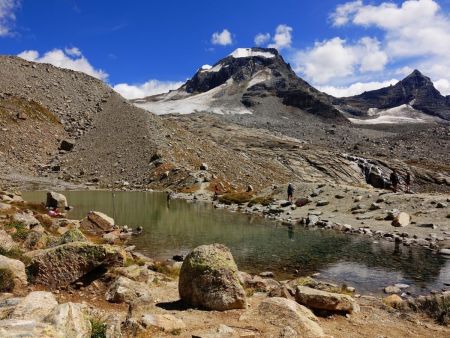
[0,247,23,260]
[248,196,274,207]
[0,268,14,292]
[219,192,253,205]
[5,222,29,241]
[90,319,107,338]
[151,261,180,278]
[411,294,450,325]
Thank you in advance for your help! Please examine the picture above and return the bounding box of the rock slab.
[295,286,360,314]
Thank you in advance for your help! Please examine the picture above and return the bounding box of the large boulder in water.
[46,191,69,210]
[25,242,125,288]
[178,244,246,311]
[80,211,115,235]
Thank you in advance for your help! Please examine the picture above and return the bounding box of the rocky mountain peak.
[401,69,434,89]
[184,47,291,94]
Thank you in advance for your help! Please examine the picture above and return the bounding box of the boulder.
[58,228,87,245]
[25,242,125,288]
[0,297,22,320]
[392,212,410,227]
[24,231,49,250]
[383,294,403,308]
[139,314,186,332]
[59,139,75,151]
[80,211,115,235]
[258,297,325,338]
[384,285,401,294]
[45,302,92,338]
[295,286,360,314]
[105,276,151,304]
[12,212,39,228]
[238,272,280,293]
[0,230,17,252]
[179,244,246,311]
[0,255,27,291]
[11,291,58,321]
[46,191,69,210]
[0,319,57,337]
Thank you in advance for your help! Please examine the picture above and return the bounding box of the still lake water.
[23,190,449,294]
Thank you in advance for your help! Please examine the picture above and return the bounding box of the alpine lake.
[23,190,450,295]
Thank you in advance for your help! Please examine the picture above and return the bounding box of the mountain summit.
[338,70,450,121]
[134,47,346,122]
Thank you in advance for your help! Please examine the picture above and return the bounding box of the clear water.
[23,190,450,295]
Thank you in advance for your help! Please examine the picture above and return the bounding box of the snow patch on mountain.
[348,104,443,124]
[230,48,275,59]
[134,79,252,115]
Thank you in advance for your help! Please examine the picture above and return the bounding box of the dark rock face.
[181,48,346,122]
[338,70,450,121]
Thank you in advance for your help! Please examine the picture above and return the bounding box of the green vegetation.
[0,246,24,260]
[5,222,29,241]
[90,319,107,338]
[248,196,274,207]
[411,295,450,325]
[0,268,14,292]
[219,192,253,205]
[151,261,180,278]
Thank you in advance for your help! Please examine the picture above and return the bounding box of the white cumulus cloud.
[18,48,108,80]
[318,79,399,97]
[113,80,184,100]
[211,29,233,46]
[0,0,20,36]
[268,24,293,50]
[254,33,271,46]
[293,36,387,84]
[434,79,450,96]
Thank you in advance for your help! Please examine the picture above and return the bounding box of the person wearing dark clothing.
[405,171,412,193]
[287,183,294,202]
[390,170,399,192]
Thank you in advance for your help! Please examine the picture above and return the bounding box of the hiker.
[390,170,399,192]
[287,183,295,202]
[405,171,412,193]
[48,208,61,217]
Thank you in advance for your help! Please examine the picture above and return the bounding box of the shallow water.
[23,190,450,294]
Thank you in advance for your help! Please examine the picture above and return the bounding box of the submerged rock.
[179,244,246,311]
[295,286,360,314]
[25,242,125,288]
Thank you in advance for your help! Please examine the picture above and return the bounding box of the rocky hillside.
[337,70,450,121]
[133,48,346,122]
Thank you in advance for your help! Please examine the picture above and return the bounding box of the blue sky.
[2,0,450,98]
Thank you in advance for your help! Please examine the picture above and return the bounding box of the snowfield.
[134,79,253,115]
[348,104,443,124]
[229,48,275,59]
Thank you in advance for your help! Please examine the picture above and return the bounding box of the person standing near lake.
[405,171,412,193]
[390,170,399,192]
[287,183,294,202]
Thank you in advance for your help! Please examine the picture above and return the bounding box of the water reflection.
[23,190,449,294]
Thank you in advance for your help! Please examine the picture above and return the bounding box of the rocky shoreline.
[0,188,449,337]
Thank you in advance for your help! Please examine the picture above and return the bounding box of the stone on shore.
[58,228,87,245]
[258,297,325,338]
[25,242,125,288]
[0,230,18,252]
[45,302,92,338]
[12,212,39,228]
[140,314,186,333]
[295,286,360,314]
[0,319,57,337]
[383,294,403,308]
[11,291,58,321]
[80,211,115,235]
[384,285,401,294]
[179,244,246,311]
[392,212,410,227]
[0,255,27,292]
[46,191,68,210]
[105,276,151,304]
